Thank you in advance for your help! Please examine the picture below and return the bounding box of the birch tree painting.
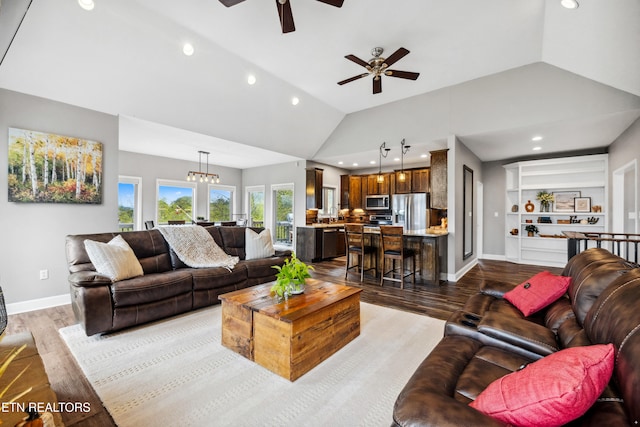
[8,128,103,203]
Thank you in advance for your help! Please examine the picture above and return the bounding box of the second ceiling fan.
[338,47,420,94]
[219,0,344,34]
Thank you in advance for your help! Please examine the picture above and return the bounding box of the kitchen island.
[362,226,448,285]
[296,224,448,285]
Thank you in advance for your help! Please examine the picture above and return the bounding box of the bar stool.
[344,223,377,282]
[380,225,416,289]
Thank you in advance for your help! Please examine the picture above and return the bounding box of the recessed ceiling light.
[247,74,256,85]
[560,0,579,9]
[338,161,343,165]
[394,157,400,162]
[369,160,376,165]
[352,162,358,166]
[531,136,543,141]
[420,154,427,158]
[183,43,194,56]
[533,146,542,151]
[78,0,94,11]
[291,97,300,106]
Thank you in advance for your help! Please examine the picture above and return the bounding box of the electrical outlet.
[39,269,49,280]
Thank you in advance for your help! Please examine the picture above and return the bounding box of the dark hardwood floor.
[5,258,561,426]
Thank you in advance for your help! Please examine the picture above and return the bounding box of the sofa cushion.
[470,343,615,427]
[245,228,275,260]
[110,270,193,307]
[84,235,144,281]
[503,271,571,317]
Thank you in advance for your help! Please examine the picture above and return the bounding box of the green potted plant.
[525,224,539,237]
[271,252,314,301]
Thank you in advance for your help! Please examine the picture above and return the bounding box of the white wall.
[0,89,118,306]
[608,117,640,230]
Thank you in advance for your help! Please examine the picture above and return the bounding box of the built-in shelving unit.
[504,154,608,267]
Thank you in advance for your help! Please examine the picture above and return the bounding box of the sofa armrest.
[479,280,517,298]
[68,271,112,288]
[275,249,292,257]
[477,312,559,356]
[393,335,508,427]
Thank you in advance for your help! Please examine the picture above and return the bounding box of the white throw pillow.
[245,228,275,260]
[84,235,144,281]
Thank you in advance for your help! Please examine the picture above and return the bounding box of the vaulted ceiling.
[0,0,638,169]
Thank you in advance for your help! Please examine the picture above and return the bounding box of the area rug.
[59,302,444,427]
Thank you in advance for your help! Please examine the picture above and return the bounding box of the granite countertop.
[363,226,449,237]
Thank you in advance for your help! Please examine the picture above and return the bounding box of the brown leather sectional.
[393,248,640,426]
[65,226,290,336]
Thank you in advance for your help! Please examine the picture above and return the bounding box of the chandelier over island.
[186,150,220,183]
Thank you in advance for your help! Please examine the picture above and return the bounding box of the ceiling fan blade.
[337,73,369,85]
[373,76,382,94]
[219,0,245,6]
[316,0,344,7]
[345,54,370,69]
[386,70,420,80]
[383,47,410,67]
[276,0,295,33]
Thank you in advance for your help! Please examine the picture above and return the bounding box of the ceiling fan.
[219,0,344,34]
[338,47,420,94]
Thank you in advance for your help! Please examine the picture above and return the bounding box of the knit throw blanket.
[157,225,239,270]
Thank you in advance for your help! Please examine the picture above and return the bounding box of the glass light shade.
[398,172,406,182]
[377,174,384,183]
[78,0,95,11]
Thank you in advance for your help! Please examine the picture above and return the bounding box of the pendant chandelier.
[397,139,411,182]
[186,150,220,183]
[377,142,390,183]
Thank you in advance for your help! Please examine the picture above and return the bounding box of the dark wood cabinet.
[394,171,412,194]
[340,174,350,209]
[349,175,363,209]
[366,173,390,195]
[296,226,345,262]
[306,168,323,209]
[430,149,448,209]
[412,168,430,193]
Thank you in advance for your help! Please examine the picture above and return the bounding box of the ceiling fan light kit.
[338,47,420,94]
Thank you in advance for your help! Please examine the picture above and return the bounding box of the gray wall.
[118,151,242,225]
[481,160,508,257]
[0,89,118,305]
[449,137,482,277]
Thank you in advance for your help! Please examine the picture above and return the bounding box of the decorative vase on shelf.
[525,200,535,213]
[540,201,550,212]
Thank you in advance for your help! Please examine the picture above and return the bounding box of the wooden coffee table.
[219,279,362,381]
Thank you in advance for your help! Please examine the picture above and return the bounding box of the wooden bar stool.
[379,225,416,289]
[344,223,377,282]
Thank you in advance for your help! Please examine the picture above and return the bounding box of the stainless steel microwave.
[365,195,390,210]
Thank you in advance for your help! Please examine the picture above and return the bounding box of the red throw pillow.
[470,344,615,427]
[503,271,571,316]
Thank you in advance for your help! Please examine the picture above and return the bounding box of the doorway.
[612,160,638,234]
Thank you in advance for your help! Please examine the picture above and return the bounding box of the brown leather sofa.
[393,248,640,426]
[66,226,290,336]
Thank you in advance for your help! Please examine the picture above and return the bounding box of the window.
[156,179,197,225]
[272,184,294,247]
[118,176,141,231]
[319,186,337,216]
[246,185,265,227]
[209,184,235,222]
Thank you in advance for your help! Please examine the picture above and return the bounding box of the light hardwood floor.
[5,258,560,426]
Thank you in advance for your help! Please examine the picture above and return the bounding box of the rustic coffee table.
[218,279,362,381]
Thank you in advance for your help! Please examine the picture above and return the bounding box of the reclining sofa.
[393,248,640,426]
[66,226,290,336]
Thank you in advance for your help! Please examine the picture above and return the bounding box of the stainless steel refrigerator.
[391,193,429,231]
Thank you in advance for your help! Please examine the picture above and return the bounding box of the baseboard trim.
[447,258,479,282]
[6,293,71,315]
[480,254,507,261]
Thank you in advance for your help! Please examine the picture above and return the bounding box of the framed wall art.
[552,191,581,212]
[8,128,103,204]
[574,197,592,213]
